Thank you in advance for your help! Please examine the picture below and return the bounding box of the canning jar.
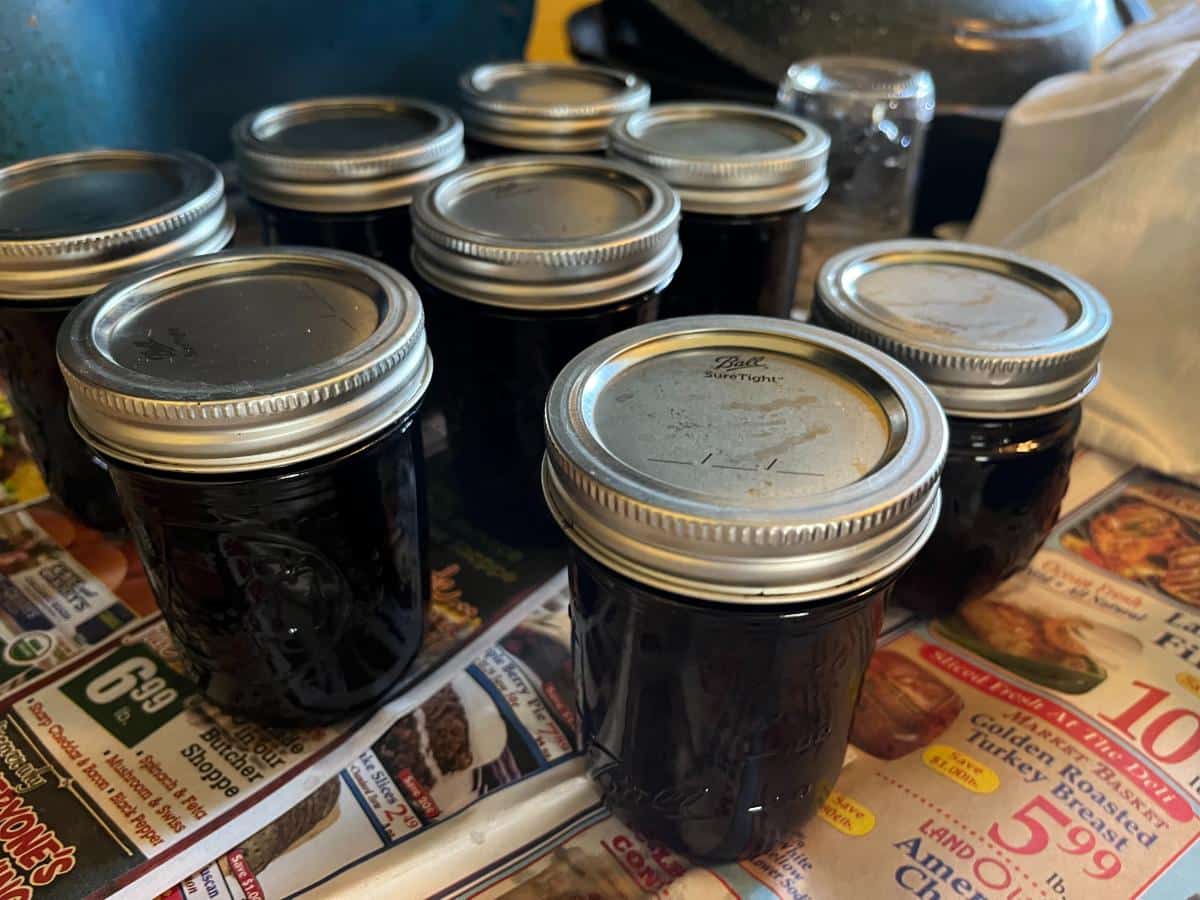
[0,150,233,530]
[543,316,947,859]
[776,56,935,312]
[58,248,432,725]
[608,102,829,319]
[813,240,1112,616]
[233,96,463,280]
[412,155,679,542]
[458,61,649,159]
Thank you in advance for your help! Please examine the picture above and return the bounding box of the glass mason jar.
[778,56,935,314]
[233,96,463,281]
[608,102,829,320]
[542,316,948,860]
[58,248,433,726]
[412,155,680,544]
[812,240,1112,617]
[0,150,233,530]
[458,61,649,159]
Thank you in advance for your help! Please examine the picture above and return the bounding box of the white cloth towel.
[968,1,1200,482]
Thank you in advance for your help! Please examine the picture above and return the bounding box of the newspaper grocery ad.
[0,504,148,700]
[165,452,1200,899]
[416,618,1198,900]
[0,450,566,899]
[165,596,914,898]
[168,596,577,900]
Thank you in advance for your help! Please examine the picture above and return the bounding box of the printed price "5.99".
[989,796,1121,880]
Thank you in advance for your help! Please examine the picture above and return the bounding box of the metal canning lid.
[233,96,464,213]
[608,102,830,215]
[58,247,431,474]
[459,61,650,153]
[411,155,680,311]
[814,240,1113,417]
[543,315,947,604]
[0,150,233,301]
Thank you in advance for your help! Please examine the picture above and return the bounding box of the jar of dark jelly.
[58,248,433,726]
[542,316,948,860]
[812,240,1112,617]
[233,96,463,281]
[608,103,829,320]
[458,61,649,159]
[411,155,680,542]
[0,150,233,530]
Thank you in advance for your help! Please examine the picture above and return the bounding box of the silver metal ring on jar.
[459,61,650,153]
[58,247,431,473]
[411,154,681,311]
[0,149,233,300]
[233,96,465,212]
[608,102,830,215]
[543,315,949,603]
[813,240,1113,417]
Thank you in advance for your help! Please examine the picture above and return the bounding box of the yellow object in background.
[526,0,591,61]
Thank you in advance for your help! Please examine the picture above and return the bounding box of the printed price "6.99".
[86,656,178,715]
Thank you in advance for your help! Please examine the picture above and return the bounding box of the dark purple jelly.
[424,280,661,542]
[813,240,1112,617]
[252,201,416,281]
[463,137,608,161]
[59,248,432,725]
[0,301,123,530]
[571,548,886,860]
[542,317,948,860]
[108,412,427,725]
[892,406,1080,616]
[608,102,829,320]
[0,149,232,529]
[411,155,680,544]
[662,206,807,318]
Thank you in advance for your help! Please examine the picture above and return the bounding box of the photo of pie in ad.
[934,591,1140,694]
[850,649,964,760]
[372,673,513,818]
[1061,494,1200,608]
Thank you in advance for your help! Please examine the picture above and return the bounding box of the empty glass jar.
[0,149,233,530]
[458,61,649,158]
[609,102,829,320]
[778,56,935,311]
[233,96,463,280]
[812,240,1111,616]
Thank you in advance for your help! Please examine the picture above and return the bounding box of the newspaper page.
[168,449,1200,899]
[0,503,148,700]
[0,448,566,899]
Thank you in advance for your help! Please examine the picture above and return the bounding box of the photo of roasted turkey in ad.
[1061,490,1200,608]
